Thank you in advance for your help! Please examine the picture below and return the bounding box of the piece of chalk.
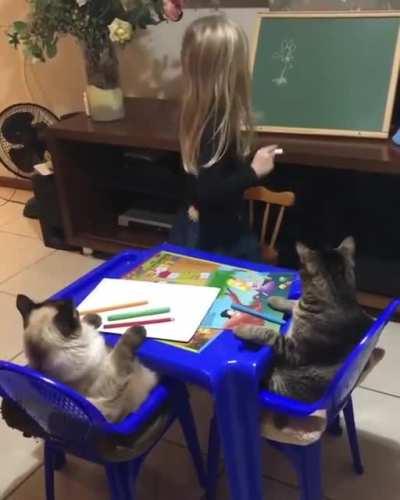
[274,148,284,155]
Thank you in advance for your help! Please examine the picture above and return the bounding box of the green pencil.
[107,307,171,322]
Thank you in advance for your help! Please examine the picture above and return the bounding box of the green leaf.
[132,4,159,29]
[29,43,45,62]
[46,39,58,58]
[8,32,20,48]
[13,21,28,34]
[35,0,49,7]
[137,15,152,29]
[153,0,165,21]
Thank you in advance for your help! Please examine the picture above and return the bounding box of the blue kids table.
[53,243,300,500]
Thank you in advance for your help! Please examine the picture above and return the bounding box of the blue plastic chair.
[0,361,206,500]
[207,299,400,500]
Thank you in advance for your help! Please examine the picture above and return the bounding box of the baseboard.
[0,176,32,191]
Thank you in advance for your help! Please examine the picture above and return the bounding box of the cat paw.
[234,325,279,346]
[122,325,147,350]
[234,325,266,341]
[268,296,293,313]
[83,313,102,329]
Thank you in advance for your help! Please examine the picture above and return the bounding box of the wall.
[270,0,398,8]
[1,0,399,178]
[119,0,400,99]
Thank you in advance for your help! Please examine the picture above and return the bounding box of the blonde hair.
[180,15,254,175]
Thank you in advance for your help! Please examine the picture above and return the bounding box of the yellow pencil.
[79,300,148,316]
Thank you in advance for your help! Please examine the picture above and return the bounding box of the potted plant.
[8,0,184,121]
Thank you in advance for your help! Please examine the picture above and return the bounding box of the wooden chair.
[244,186,296,264]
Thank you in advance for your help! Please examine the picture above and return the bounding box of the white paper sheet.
[77,278,220,342]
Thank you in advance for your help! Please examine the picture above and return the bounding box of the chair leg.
[44,443,56,500]
[206,415,221,500]
[283,441,323,500]
[105,461,139,500]
[175,387,207,489]
[327,415,343,436]
[343,397,364,475]
[53,449,66,471]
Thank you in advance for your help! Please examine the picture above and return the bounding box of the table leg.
[213,367,264,500]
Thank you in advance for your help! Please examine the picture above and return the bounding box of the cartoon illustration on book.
[125,252,294,352]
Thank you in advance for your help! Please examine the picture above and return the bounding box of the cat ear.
[296,242,315,262]
[16,295,36,325]
[296,242,318,274]
[337,236,355,261]
[54,300,80,337]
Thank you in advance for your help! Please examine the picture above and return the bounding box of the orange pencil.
[79,300,148,316]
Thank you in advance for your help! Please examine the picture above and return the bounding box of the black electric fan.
[0,103,59,218]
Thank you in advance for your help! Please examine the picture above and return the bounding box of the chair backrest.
[322,298,400,418]
[0,361,105,447]
[244,186,295,248]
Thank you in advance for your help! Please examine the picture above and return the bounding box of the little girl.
[170,15,278,261]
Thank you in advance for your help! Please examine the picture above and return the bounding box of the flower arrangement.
[8,0,184,121]
[8,0,184,63]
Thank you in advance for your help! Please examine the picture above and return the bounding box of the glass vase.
[83,42,125,122]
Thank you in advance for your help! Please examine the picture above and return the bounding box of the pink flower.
[163,0,184,22]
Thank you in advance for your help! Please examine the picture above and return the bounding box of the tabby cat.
[16,295,158,422]
[234,237,374,403]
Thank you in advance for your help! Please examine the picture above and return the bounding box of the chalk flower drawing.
[273,39,296,86]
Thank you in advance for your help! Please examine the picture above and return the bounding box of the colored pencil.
[107,306,171,322]
[103,317,174,329]
[231,303,286,326]
[79,300,148,315]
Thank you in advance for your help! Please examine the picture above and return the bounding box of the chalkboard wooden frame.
[250,11,400,138]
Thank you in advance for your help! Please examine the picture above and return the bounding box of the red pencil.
[103,317,174,329]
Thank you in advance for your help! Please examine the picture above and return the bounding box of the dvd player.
[118,208,174,230]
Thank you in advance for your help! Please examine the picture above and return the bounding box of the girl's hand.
[251,145,278,178]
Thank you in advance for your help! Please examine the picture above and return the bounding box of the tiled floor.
[0,190,399,499]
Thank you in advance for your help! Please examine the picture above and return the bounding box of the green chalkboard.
[251,13,400,137]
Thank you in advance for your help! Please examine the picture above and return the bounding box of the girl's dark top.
[185,127,258,252]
